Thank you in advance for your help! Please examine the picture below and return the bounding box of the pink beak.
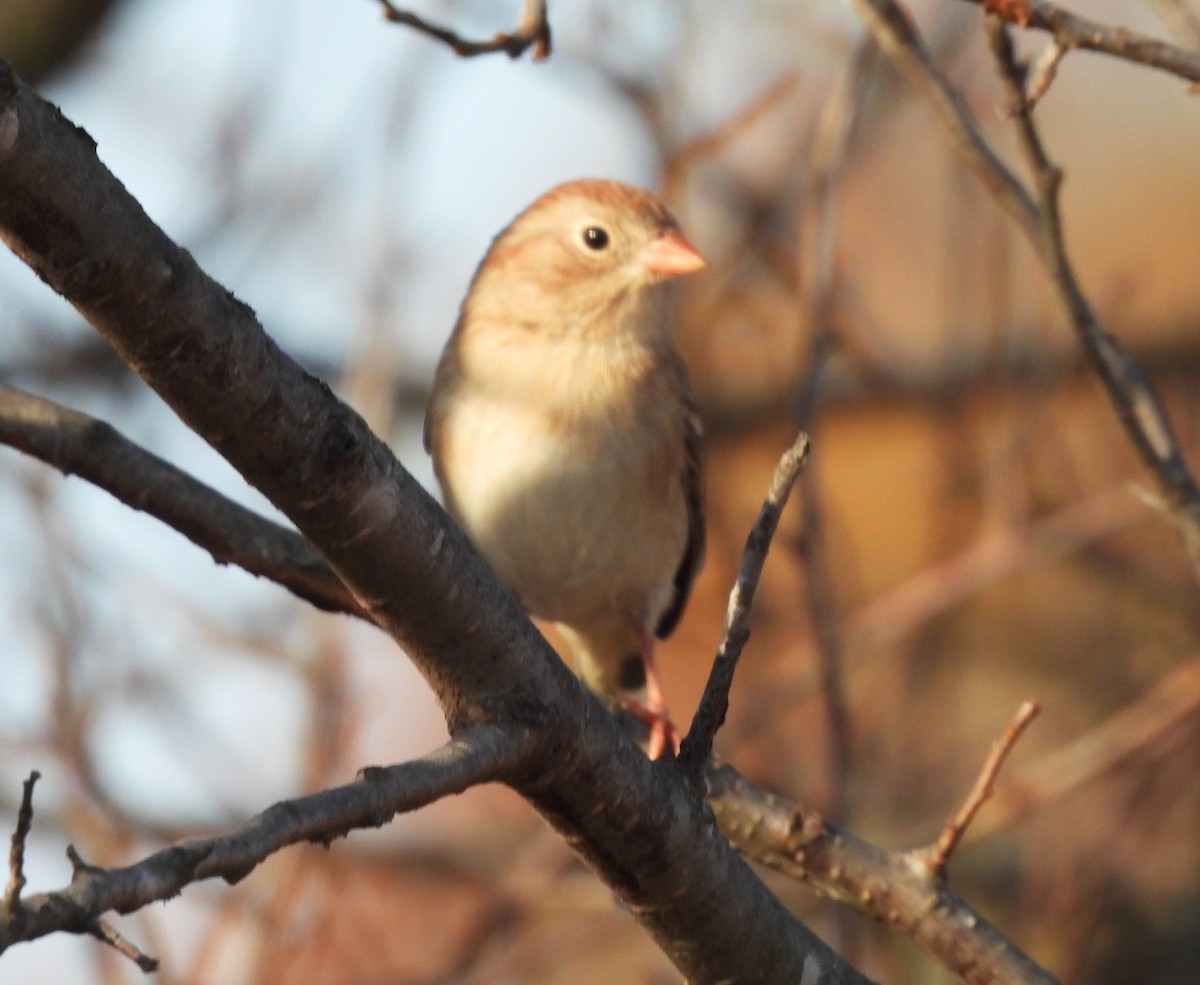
[639,228,706,278]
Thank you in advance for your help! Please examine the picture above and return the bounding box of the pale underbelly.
[439,397,686,630]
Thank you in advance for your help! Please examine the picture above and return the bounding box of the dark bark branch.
[679,432,809,774]
[0,360,1077,985]
[957,0,1200,85]
[841,0,1040,234]
[668,72,800,169]
[707,764,1061,985]
[77,899,158,974]
[0,384,365,617]
[0,727,525,957]
[981,15,1200,574]
[844,0,1200,576]
[375,0,551,60]
[3,772,38,915]
[0,59,868,985]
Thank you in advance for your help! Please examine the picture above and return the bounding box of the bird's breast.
[434,360,690,632]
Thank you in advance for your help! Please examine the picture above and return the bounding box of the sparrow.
[424,179,706,758]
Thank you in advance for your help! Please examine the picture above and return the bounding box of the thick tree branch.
[0,384,364,617]
[84,912,157,973]
[957,0,1200,85]
[707,764,1060,985]
[0,59,868,985]
[375,0,551,60]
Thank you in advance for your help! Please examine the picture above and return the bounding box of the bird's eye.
[581,226,610,251]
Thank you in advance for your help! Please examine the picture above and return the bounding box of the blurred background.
[2,1,1200,982]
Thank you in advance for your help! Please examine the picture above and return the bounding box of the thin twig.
[840,0,1039,234]
[1024,40,1066,104]
[62,846,161,972]
[88,916,159,972]
[957,0,1200,86]
[922,700,1040,876]
[4,771,39,913]
[983,15,1200,576]
[726,485,1144,749]
[0,55,1035,984]
[679,432,810,775]
[376,0,551,60]
[844,0,1200,575]
[968,657,1200,842]
[0,726,527,955]
[845,487,1142,657]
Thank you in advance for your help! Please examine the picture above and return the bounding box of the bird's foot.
[620,696,681,760]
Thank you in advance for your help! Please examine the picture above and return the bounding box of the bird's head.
[465,179,705,344]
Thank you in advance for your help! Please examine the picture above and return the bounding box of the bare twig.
[969,658,1200,841]
[729,478,1144,754]
[375,0,551,60]
[841,0,1039,234]
[87,916,159,972]
[983,15,1200,575]
[0,375,1111,985]
[4,771,39,913]
[956,0,1200,85]
[922,700,1041,876]
[844,487,1142,653]
[67,848,161,974]
[0,385,364,618]
[844,0,1200,576]
[0,726,527,955]
[0,380,1083,985]
[1024,40,1066,104]
[679,432,810,775]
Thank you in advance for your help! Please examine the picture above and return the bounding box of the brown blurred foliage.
[3,1,1200,983]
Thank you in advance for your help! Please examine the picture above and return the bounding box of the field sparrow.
[424,179,706,758]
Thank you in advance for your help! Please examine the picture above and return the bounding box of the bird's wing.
[655,396,705,640]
